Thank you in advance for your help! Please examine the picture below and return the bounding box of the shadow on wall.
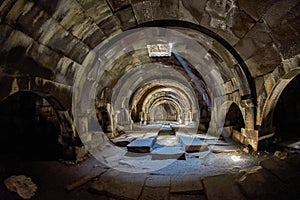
[0,91,63,160]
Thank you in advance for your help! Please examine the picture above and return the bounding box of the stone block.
[139,186,169,200]
[237,0,277,21]
[89,170,147,200]
[178,135,208,152]
[245,44,282,78]
[127,137,156,153]
[107,0,130,11]
[98,15,121,37]
[83,26,106,49]
[182,0,207,23]
[170,174,203,194]
[234,21,272,60]
[145,175,170,187]
[115,7,137,30]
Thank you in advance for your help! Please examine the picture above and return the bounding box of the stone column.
[241,99,258,151]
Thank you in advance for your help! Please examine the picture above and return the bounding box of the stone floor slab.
[139,186,169,200]
[89,169,147,200]
[170,174,203,194]
[145,175,170,187]
[203,174,245,200]
[237,168,290,200]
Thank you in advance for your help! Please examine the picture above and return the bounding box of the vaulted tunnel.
[0,0,300,199]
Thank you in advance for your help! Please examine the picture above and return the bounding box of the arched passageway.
[273,74,300,141]
[0,92,63,160]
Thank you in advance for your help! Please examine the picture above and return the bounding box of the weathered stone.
[182,0,207,23]
[107,0,130,11]
[27,42,61,71]
[115,7,137,30]
[158,125,175,135]
[0,24,13,47]
[260,158,300,183]
[131,1,154,23]
[246,44,282,78]
[234,21,272,60]
[16,5,49,40]
[55,56,79,85]
[5,0,32,24]
[270,20,300,59]
[237,0,277,21]
[89,170,147,200]
[152,146,185,160]
[139,186,169,200]
[83,25,106,49]
[170,174,203,194]
[203,174,245,200]
[4,175,38,199]
[237,169,290,200]
[263,0,299,29]
[127,137,156,153]
[98,15,121,37]
[145,175,170,187]
[177,135,208,152]
[79,0,112,24]
[229,9,255,39]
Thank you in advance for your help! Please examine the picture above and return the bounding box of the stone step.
[127,137,157,153]
[177,135,208,153]
[158,125,175,136]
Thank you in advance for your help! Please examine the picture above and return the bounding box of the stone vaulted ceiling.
[0,0,300,150]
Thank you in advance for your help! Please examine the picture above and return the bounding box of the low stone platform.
[127,137,157,153]
[177,135,208,152]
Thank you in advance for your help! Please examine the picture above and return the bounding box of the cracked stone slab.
[170,174,203,194]
[158,125,175,136]
[127,137,157,153]
[237,168,290,200]
[110,137,136,147]
[89,169,147,200]
[203,174,245,200]
[145,175,170,188]
[139,186,169,200]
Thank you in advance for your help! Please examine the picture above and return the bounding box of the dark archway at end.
[273,74,300,140]
[224,103,245,132]
[0,91,64,160]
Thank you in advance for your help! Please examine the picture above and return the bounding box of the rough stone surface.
[89,169,147,200]
[139,186,169,200]
[4,175,38,199]
[170,174,203,194]
[203,174,245,200]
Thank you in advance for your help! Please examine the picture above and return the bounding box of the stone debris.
[4,175,37,199]
[273,151,288,160]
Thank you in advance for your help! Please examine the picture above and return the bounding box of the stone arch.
[0,76,75,140]
[0,91,64,159]
[260,68,300,139]
[217,101,245,139]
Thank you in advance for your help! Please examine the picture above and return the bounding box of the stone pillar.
[241,99,258,151]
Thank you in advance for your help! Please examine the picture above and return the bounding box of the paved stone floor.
[1,151,300,199]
